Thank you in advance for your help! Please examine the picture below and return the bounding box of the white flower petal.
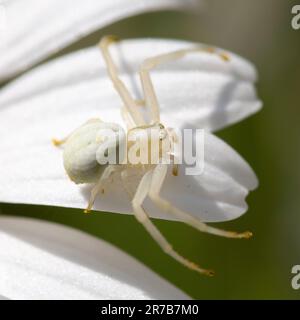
[0,96,257,223]
[0,216,189,300]
[0,0,198,80]
[0,40,258,222]
[0,38,262,132]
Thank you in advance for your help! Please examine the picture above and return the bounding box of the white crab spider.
[53,36,252,276]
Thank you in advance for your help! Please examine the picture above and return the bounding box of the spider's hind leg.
[52,137,68,147]
[84,165,118,213]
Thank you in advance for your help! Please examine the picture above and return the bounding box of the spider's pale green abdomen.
[63,119,107,184]
[63,119,125,184]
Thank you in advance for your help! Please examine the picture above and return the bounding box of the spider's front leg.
[148,164,252,239]
[99,36,145,127]
[121,100,146,130]
[138,45,231,124]
[129,169,214,276]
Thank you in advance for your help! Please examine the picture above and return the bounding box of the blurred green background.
[1,0,300,299]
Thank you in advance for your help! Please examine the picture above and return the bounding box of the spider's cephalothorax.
[53,36,252,276]
[126,122,175,166]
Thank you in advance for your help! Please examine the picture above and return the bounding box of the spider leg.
[148,164,252,239]
[139,46,231,124]
[166,127,180,176]
[129,169,214,276]
[52,137,68,147]
[99,36,146,126]
[121,106,135,131]
[121,100,146,130]
[84,165,118,213]
[53,119,103,147]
